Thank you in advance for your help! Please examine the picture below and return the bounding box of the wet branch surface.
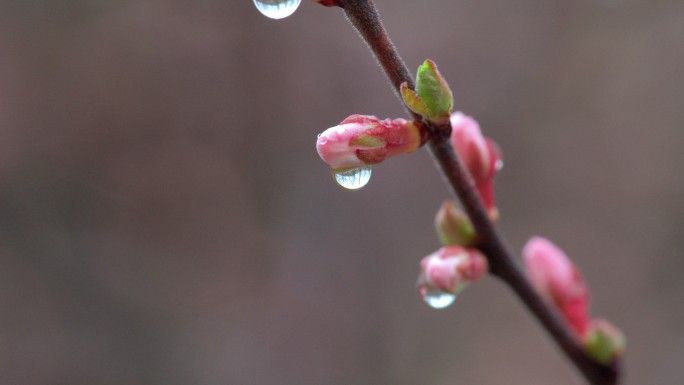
[334,0,620,384]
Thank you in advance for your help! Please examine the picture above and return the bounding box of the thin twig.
[336,0,620,384]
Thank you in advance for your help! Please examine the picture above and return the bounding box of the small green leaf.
[435,200,476,247]
[583,321,626,365]
[400,82,431,118]
[415,59,453,121]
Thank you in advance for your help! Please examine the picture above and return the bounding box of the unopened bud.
[450,112,503,220]
[417,246,488,305]
[316,115,421,172]
[523,236,591,336]
[435,200,476,247]
[583,318,626,364]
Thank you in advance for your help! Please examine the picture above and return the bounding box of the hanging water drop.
[422,290,457,309]
[332,166,372,190]
[495,159,504,171]
[253,0,302,19]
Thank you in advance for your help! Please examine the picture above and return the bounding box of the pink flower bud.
[523,236,590,336]
[450,112,502,219]
[316,115,421,171]
[417,246,488,299]
[450,112,490,180]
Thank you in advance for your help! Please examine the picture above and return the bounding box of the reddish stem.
[334,0,621,384]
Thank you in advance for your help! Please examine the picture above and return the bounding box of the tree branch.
[337,1,620,384]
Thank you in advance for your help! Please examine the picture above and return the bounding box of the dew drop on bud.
[332,166,372,190]
[253,0,301,20]
[422,289,457,309]
[495,159,504,171]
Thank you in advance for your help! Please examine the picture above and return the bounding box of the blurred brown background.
[0,0,682,384]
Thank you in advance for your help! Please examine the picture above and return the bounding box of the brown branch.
[334,0,621,384]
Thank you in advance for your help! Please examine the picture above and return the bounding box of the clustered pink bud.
[417,246,488,298]
[316,114,421,171]
[523,236,625,363]
[449,112,502,220]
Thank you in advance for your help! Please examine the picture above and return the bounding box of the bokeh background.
[1,0,682,384]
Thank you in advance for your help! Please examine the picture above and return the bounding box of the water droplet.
[422,290,457,309]
[332,166,372,190]
[495,159,504,171]
[253,0,301,20]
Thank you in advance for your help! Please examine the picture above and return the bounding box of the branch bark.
[335,1,621,384]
